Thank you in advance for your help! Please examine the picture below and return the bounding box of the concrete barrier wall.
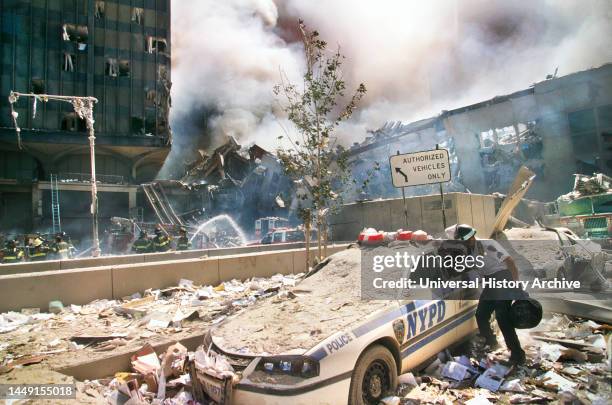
[0,242,317,276]
[0,244,349,312]
[329,192,496,240]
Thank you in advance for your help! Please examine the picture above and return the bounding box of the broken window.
[62,24,88,50]
[106,59,130,77]
[132,7,144,24]
[145,36,167,54]
[95,1,105,19]
[118,60,130,77]
[61,113,86,132]
[63,52,75,72]
[145,89,157,106]
[479,130,497,148]
[31,78,45,94]
[131,117,143,134]
[106,58,118,77]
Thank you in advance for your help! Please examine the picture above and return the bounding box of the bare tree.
[274,21,366,265]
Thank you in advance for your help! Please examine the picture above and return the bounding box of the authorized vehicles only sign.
[389,149,451,187]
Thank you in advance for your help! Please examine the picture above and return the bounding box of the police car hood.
[211,247,396,356]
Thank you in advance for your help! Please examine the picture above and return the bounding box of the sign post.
[436,144,447,229]
[389,147,451,230]
[397,150,409,228]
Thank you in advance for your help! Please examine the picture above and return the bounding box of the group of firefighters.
[1,232,75,264]
[1,227,191,264]
[131,226,191,254]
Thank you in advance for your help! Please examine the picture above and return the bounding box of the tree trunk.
[323,219,328,258]
[316,216,322,262]
[304,213,311,271]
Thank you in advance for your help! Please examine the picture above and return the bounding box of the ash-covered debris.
[387,314,611,405]
[0,273,303,377]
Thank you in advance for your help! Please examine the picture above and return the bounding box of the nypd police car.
[199,247,478,405]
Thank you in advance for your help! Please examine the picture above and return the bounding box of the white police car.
[198,248,478,405]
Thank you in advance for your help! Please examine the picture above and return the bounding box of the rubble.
[0,272,303,377]
[392,313,611,404]
[1,245,610,404]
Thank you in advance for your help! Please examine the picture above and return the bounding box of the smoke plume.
[161,0,612,178]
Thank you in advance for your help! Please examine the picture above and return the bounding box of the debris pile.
[388,314,611,405]
[0,273,303,375]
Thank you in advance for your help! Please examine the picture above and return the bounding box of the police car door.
[397,248,459,372]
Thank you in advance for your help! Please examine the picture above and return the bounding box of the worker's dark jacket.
[153,235,171,252]
[1,248,24,263]
[176,236,191,251]
[29,246,49,261]
[52,241,73,260]
[132,237,152,254]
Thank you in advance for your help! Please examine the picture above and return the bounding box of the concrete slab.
[60,255,142,270]
[0,260,61,275]
[218,254,258,282]
[0,267,112,312]
[111,258,219,299]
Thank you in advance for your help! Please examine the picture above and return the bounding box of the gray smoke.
[160,0,612,178]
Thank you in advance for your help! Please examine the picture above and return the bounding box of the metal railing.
[58,172,125,184]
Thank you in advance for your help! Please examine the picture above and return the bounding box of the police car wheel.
[349,345,398,405]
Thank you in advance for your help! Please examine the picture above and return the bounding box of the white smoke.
[163,0,612,177]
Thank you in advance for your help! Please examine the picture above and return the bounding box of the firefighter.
[454,224,526,365]
[152,227,171,252]
[51,232,74,260]
[1,240,24,264]
[132,230,152,254]
[28,237,50,262]
[176,227,191,251]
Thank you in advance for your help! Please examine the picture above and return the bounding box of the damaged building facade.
[349,64,612,202]
[0,0,171,243]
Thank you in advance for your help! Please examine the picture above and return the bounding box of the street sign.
[389,148,451,188]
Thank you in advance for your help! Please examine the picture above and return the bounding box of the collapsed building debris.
[554,173,612,240]
[141,137,295,238]
[0,240,610,404]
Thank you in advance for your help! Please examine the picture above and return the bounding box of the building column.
[31,183,43,229]
[129,188,137,211]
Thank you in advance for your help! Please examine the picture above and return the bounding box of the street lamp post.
[8,91,101,257]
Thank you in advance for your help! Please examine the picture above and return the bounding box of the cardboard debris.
[131,343,161,375]
[538,370,578,392]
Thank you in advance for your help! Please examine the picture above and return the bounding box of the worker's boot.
[483,338,499,351]
[509,350,526,366]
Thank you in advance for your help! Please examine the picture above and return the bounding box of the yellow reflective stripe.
[31,253,46,257]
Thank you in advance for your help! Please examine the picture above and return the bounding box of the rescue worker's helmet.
[32,238,43,248]
[139,230,147,238]
[454,224,476,241]
[154,227,162,236]
[179,227,187,234]
[6,239,16,248]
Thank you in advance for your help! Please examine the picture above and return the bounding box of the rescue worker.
[51,232,74,260]
[152,227,171,252]
[176,227,191,251]
[1,240,24,264]
[132,230,152,254]
[454,224,526,365]
[28,237,50,262]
